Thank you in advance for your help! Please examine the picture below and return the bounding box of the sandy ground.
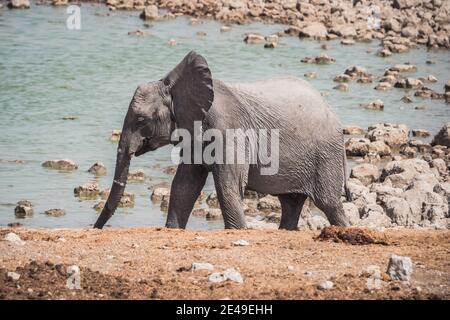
[0,227,449,300]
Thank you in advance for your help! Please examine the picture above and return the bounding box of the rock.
[284,26,302,36]
[345,138,371,157]
[128,169,146,181]
[220,25,231,32]
[4,232,25,245]
[8,0,30,9]
[42,159,78,171]
[377,49,392,57]
[317,280,333,290]
[359,210,392,229]
[128,29,146,37]
[209,268,243,284]
[395,78,423,89]
[7,271,20,281]
[393,0,421,10]
[344,66,370,78]
[244,34,265,44]
[375,82,392,91]
[401,95,413,103]
[341,39,355,45]
[431,122,450,147]
[304,72,318,79]
[301,54,335,64]
[351,164,380,186]
[343,202,360,225]
[88,162,107,176]
[192,262,214,271]
[110,129,121,142]
[151,187,170,201]
[14,200,33,218]
[362,99,384,111]
[7,222,22,228]
[299,22,328,40]
[386,197,412,226]
[387,255,413,281]
[119,193,135,208]
[445,81,450,93]
[206,208,222,220]
[257,195,280,212]
[74,183,100,199]
[93,201,105,211]
[333,83,348,92]
[381,158,433,189]
[334,74,352,83]
[411,129,430,137]
[343,126,364,135]
[369,141,392,157]
[44,208,66,217]
[365,123,409,147]
[306,215,330,230]
[206,192,219,208]
[140,5,158,20]
[232,239,249,246]
[51,0,68,5]
[61,116,78,120]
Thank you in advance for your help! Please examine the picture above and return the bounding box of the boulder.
[151,187,170,201]
[374,82,392,91]
[385,197,412,226]
[362,99,384,111]
[333,83,348,92]
[301,54,335,64]
[244,34,265,44]
[110,129,121,142]
[128,169,146,181]
[74,183,100,199]
[42,159,78,171]
[140,5,159,20]
[431,122,450,147]
[343,126,365,135]
[8,0,30,9]
[393,0,422,10]
[365,123,409,147]
[387,255,413,281]
[342,202,360,225]
[257,195,281,212]
[14,200,33,218]
[299,23,328,40]
[88,162,107,176]
[345,138,370,157]
[381,159,433,188]
[350,164,380,186]
[44,208,66,217]
[206,192,219,208]
[411,129,430,137]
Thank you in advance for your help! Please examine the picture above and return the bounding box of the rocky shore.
[3,0,450,50]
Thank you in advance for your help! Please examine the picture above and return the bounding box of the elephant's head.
[94,51,214,229]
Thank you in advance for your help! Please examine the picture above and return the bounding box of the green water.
[0,4,449,228]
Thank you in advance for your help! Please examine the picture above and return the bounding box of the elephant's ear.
[163,51,214,135]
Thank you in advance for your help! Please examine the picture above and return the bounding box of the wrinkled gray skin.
[94,51,350,230]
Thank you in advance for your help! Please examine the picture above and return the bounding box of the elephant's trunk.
[94,131,135,229]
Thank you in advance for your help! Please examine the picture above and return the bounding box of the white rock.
[192,262,214,271]
[7,271,20,281]
[209,272,227,283]
[387,255,413,281]
[4,232,25,245]
[232,239,249,246]
[317,280,334,290]
[209,268,243,283]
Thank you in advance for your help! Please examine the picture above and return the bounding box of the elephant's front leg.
[212,164,247,229]
[165,164,208,229]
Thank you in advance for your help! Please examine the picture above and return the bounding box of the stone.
[359,211,392,229]
[151,187,170,202]
[301,54,335,65]
[387,255,413,281]
[192,262,214,271]
[343,202,360,225]
[257,195,280,212]
[351,164,380,186]
[393,0,421,10]
[110,129,121,142]
[140,5,158,20]
[411,129,430,137]
[209,268,243,283]
[8,0,30,9]
[344,66,369,78]
[52,0,68,5]
[168,39,177,46]
[343,126,364,135]
[88,162,107,176]
[304,72,318,79]
[381,159,432,189]
[232,239,249,246]
[44,208,66,217]
[368,141,392,157]
[374,82,392,91]
[74,183,100,199]
[119,192,135,208]
[206,208,222,220]
[4,232,25,245]
[431,122,450,147]
[377,49,392,57]
[345,138,370,157]
[317,280,333,290]
[401,95,413,103]
[42,159,78,171]
[306,215,330,230]
[299,22,328,40]
[362,99,384,110]
[386,197,411,226]
[334,74,352,83]
[14,200,33,218]
[7,271,20,281]
[341,39,355,45]
[206,192,219,208]
[220,26,231,32]
[128,169,146,181]
[244,34,265,44]
[334,83,348,92]
[366,123,409,147]
[264,42,277,49]
[93,201,105,211]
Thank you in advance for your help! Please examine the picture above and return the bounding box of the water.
[0,4,449,229]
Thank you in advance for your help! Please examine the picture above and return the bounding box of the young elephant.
[94,51,351,230]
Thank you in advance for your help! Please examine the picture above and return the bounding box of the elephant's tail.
[343,149,352,202]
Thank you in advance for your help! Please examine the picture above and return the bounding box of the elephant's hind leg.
[314,199,350,227]
[278,194,308,230]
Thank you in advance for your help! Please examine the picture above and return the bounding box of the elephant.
[94,51,351,230]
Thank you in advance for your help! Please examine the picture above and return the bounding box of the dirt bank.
[1,227,449,299]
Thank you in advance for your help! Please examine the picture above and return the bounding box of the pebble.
[232,239,249,246]
[387,254,413,281]
[192,262,214,271]
[7,271,20,281]
[317,280,334,290]
[4,232,25,246]
[209,268,243,283]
